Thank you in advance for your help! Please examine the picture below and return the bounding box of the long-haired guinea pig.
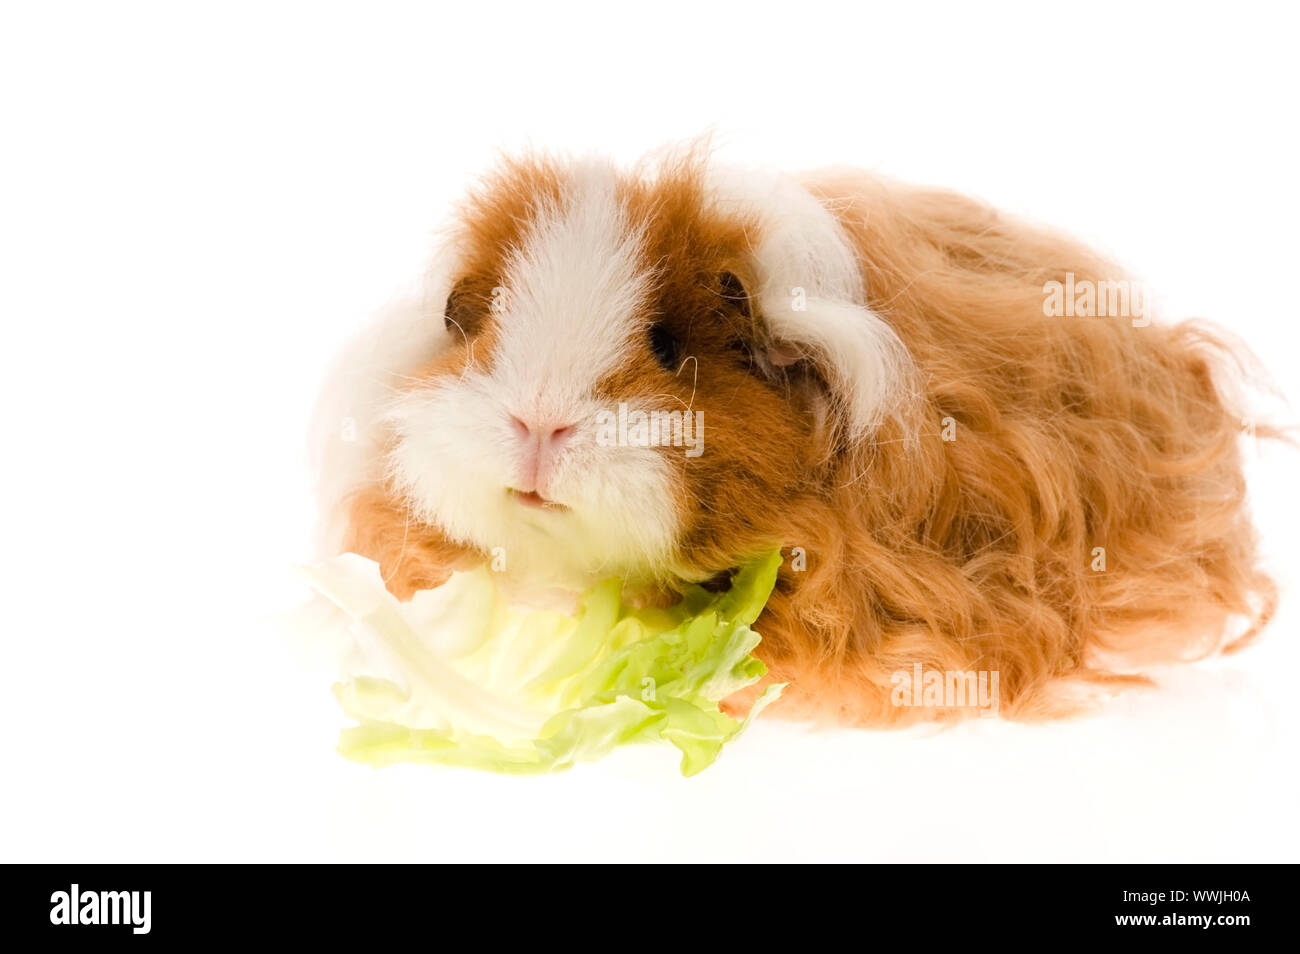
[312,147,1278,725]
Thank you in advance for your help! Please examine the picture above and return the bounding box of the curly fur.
[733,171,1278,723]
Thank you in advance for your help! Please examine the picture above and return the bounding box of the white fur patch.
[310,281,453,554]
[490,161,651,423]
[381,163,680,587]
[709,167,915,438]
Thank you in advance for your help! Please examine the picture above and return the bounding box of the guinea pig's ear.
[712,169,915,441]
[718,269,803,370]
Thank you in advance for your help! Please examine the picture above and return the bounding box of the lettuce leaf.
[297,551,785,776]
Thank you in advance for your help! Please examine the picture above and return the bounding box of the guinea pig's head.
[368,153,911,588]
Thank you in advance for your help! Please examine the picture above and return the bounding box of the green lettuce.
[298,551,785,776]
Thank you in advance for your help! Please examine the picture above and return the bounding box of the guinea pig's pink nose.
[509,414,576,447]
[509,413,578,498]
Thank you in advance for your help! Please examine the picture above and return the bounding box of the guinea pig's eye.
[648,320,682,371]
[443,278,480,337]
[444,287,465,334]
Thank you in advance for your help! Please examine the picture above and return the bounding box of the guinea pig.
[312,146,1277,724]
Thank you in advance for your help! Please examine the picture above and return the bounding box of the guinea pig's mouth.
[507,488,570,512]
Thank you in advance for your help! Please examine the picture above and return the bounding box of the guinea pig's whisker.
[380,512,412,587]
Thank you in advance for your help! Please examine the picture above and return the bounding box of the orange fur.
[740,173,1278,723]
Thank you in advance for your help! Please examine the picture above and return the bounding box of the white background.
[2,1,1298,862]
